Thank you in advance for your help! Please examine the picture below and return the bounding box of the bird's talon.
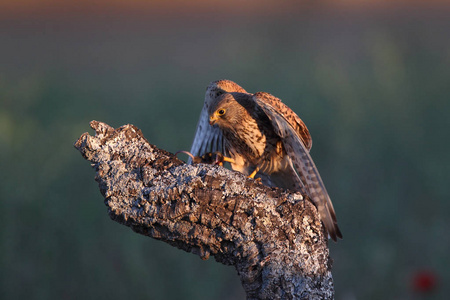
[213,152,224,165]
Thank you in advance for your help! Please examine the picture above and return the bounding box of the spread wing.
[252,92,342,241]
[253,92,312,151]
[188,100,227,163]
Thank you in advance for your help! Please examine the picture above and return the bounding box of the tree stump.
[74,121,335,299]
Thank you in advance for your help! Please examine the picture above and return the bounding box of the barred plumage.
[189,80,342,241]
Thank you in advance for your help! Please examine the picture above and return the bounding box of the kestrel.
[189,80,342,241]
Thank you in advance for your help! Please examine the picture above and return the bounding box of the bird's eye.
[218,109,226,116]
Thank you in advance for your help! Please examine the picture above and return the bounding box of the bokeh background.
[1,0,449,299]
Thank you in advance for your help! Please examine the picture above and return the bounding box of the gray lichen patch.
[75,121,335,300]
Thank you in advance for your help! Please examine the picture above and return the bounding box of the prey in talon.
[175,150,228,166]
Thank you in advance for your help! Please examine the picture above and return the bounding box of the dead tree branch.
[74,121,335,300]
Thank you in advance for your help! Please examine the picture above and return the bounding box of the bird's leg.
[211,152,236,166]
[216,154,262,183]
[219,156,236,165]
[248,166,260,179]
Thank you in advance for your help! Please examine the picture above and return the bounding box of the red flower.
[412,270,438,293]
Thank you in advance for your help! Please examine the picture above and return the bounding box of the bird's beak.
[209,115,217,126]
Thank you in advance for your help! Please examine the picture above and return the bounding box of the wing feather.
[253,92,313,151]
[252,93,342,241]
[188,102,226,163]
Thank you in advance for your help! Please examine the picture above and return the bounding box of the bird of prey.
[189,79,342,241]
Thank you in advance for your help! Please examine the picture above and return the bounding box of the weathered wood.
[74,121,335,299]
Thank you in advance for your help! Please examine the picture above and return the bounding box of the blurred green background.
[1,2,449,299]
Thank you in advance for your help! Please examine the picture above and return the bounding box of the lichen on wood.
[74,120,335,299]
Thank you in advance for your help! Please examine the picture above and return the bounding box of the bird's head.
[206,80,248,129]
[208,93,250,129]
[209,104,228,126]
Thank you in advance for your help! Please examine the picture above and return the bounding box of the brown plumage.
[189,79,342,241]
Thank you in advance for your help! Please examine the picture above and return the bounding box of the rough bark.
[74,121,335,300]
